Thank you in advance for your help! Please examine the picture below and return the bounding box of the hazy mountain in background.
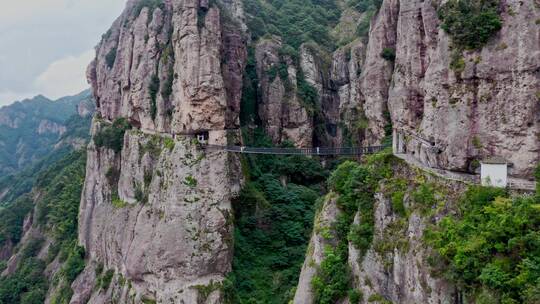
[0,90,94,177]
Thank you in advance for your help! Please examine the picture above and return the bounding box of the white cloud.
[0,0,126,105]
[34,50,95,100]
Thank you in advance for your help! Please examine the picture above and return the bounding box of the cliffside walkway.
[204,144,389,156]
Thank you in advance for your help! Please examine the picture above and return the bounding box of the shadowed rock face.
[255,37,314,147]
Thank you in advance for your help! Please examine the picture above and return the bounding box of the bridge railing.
[204,145,388,156]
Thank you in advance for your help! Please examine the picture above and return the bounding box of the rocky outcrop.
[255,37,313,147]
[77,0,246,302]
[0,112,22,129]
[294,159,466,304]
[293,195,342,304]
[329,40,368,147]
[74,127,241,303]
[384,0,540,177]
[358,0,399,146]
[88,0,247,134]
[348,194,454,304]
[37,120,67,135]
[0,240,13,262]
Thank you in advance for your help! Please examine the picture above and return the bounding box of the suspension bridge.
[203,144,389,156]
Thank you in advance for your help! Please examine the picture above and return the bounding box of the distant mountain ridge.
[0,89,94,177]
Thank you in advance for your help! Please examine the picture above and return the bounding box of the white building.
[480,157,508,188]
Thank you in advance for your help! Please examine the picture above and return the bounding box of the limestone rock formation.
[37,120,67,135]
[88,0,246,134]
[74,127,241,303]
[76,0,246,302]
[76,0,539,302]
[383,0,540,177]
[293,160,467,304]
[255,37,313,147]
[293,196,342,304]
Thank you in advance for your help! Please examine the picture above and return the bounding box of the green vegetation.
[311,153,394,304]
[472,136,483,149]
[0,195,33,247]
[239,48,259,126]
[348,289,363,303]
[149,74,160,120]
[243,0,340,50]
[50,245,86,304]
[426,184,540,303]
[98,269,115,290]
[225,128,328,303]
[164,138,175,151]
[0,90,91,178]
[183,176,198,188]
[94,118,132,153]
[536,164,540,198]
[380,47,396,62]
[0,151,87,304]
[112,197,128,209]
[193,280,223,303]
[297,71,320,114]
[105,47,117,69]
[449,51,466,73]
[0,254,47,304]
[161,66,174,101]
[367,293,392,303]
[438,0,502,50]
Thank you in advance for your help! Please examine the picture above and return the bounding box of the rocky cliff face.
[74,0,539,302]
[383,0,540,177]
[294,158,467,304]
[254,37,314,147]
[77,0,246,302]
[73,127,241,303]
[88,0,246,134]
[250,0,539,176]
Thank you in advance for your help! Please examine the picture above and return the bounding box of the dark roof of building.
[481,156,508,165]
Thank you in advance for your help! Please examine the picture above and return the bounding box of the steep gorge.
[77,0,540,302]
[0,0,539,303]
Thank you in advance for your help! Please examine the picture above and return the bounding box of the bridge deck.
[204,145,388,156]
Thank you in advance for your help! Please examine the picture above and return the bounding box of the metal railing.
[204,145,388,156]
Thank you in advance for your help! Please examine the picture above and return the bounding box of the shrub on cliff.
[534,164,540,197]
[438,0,502,50]
[105,47,117,69]
[94,118,131,153]
[426,186,540,302]
[243,0,340,49]
[380,47,396,61]
[312,153,394,304]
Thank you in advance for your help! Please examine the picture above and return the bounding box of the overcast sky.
[0,0,127,106]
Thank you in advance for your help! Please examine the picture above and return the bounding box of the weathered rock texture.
[384,0,540,177]
[293,195,342,304]
[257,0,539,176]
[77,0,539,301]
[77,0,246,302]
[294,159,467,304]
[88,0,247,134]
[74,127,241,303]
[255,37,313,147]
